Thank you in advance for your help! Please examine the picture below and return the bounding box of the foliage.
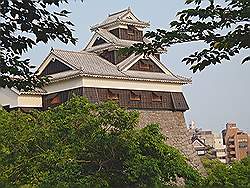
[0,0,82,91]
[129,0,250,72]
[0,97,202,187]
[202,157,250,187]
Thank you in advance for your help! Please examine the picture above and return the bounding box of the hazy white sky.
[23,0,250,133]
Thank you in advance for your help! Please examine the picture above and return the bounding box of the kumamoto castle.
[0,8,205,174]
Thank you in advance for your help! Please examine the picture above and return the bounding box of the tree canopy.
[0,0,81,91]
[130,0,250,72]
[0,97,202,187]
[202,157,250,187]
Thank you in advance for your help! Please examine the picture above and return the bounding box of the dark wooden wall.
[100,50,132,65]
[129,59,164,73]
[100,50,116,64]
[43,87,83,109]
[110,26,143,41]
[40,59,72,76]
[92,37,107,46]
[42,87,189,111]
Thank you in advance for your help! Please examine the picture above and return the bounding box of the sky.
[23,0,250,133]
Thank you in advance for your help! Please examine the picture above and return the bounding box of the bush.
[202,157,250,188]
[0,96,202,187]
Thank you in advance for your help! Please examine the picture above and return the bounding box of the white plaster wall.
[18,95,43,107]
[0,88,18,108]
[83,77,182,92]
[0,88,43,108]
[43,77,83,94]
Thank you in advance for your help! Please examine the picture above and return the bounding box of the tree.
[129,0,250,72]
[0,97,202,187]
[202,157,250,187]
[0,0,82,91]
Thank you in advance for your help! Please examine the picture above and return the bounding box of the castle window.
[107,89,119,100]
[50,95,61,105]
[128,25,135,35]
[126,16,133,20]
[140,60,150,70]
[152,92,162,102]
[130,91,141,101]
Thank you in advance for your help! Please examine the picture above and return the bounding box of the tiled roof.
[51,49,124,77]
[123,71,191,83]
[47,49,191,84]
[91,8,149,30]
[117,53,140,70]
[11,87,47,95]
[85,29,150,52]
[48,70,81,80]
[97,29,135,46]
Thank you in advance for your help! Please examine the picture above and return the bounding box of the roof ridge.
[108,8,128,17]
[53,48,99,56]
[97,28,120,43]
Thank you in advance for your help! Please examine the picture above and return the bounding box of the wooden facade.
[92,37,107,46]
[41,59,72,76]
[42,87,189,111]
[100,50,132,65]
[100,50,116,64]
[43,87,83,109]
[110,26,143,41]
[129,59,164,73]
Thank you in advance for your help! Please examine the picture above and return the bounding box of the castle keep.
[0,8,205,173]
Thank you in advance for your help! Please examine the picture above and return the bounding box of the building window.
[126,16,133,20]
[107,90,119,100]
[128,25,135,35]
[130,91,141,101]
[139,60,150,70]
[197,150,206,155]
[152,92,162,102]
[239,141,247,148]
[50,95,61,105]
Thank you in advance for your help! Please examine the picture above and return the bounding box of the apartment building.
[222,122,249,163]
[214,134,226,163]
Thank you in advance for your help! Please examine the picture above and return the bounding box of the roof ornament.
[80,66,84,72]
[128,6,131,11]
[50,47,54,52]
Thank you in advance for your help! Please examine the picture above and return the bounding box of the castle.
[0,8,205,174]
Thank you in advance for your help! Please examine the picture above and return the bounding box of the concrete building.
[214,134,226,163]
[222,122,249,163]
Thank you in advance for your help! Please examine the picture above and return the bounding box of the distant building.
[222,122,249,163]
[192,136,210,156]
[191,128,215,157]
[195,129,215,148]
[214,134,226,163]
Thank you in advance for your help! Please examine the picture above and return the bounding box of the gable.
[193,140,206,148]
[118,54,173,75]
[121,11,140,22]
[84,33,111,51]
[92,37,107,46]
[128,59,164,73]
[40,59,72,76]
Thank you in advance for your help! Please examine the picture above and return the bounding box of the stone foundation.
[137,110,206,175]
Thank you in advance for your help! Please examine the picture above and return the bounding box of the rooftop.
[90,7,150,30]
